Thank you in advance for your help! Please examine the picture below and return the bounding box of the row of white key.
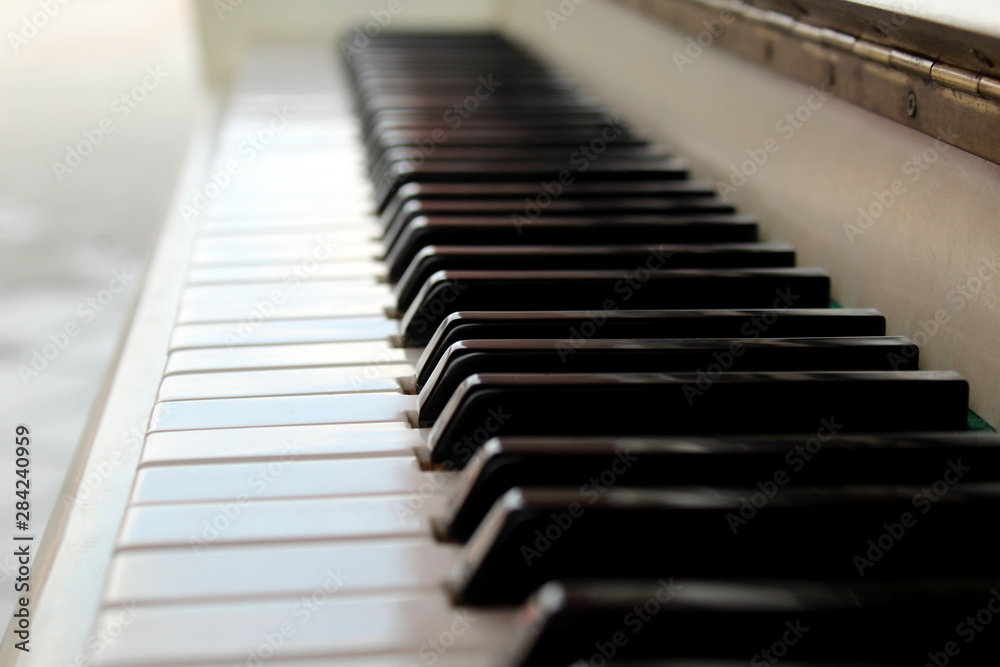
[92,48,514,666]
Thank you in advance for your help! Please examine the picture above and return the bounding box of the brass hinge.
[612,0,1000,163]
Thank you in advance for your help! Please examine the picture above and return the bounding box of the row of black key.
[345,32,997,667]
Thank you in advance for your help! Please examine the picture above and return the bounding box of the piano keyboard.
[90,34,1000,666]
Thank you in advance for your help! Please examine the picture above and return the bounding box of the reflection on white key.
[102,656,493,667]
[157,364,413,401]
[177,283,393,323]
[141,422,423,465]
[186,260,383,284]
[192,234,380,265]
[149,393,416,432]
[165,340,411,374]
[104,538,458,604]
[92,591,511,666]
[118,494,445,548]
[131,456,435,504]
[168,316,398,350]
[199,220,379,236]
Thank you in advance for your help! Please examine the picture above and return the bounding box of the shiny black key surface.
[414,309,888,378]
[426,370,968,466]
[417,336,918,423]
[385,216,758,281]
[382,198,737,251]
[441,432,1000,540]
[379,181,719,231]
[453,486,999,604]
[374,159,689,212]
[508,580,1000,667]
[394,243,796,311]
[401,269,830,343]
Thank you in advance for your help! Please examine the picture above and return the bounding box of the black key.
[374,159,688,212]
[414,309,887,380]
[364,110,618,136]
[379,181,719,231]
[382,198,736,252]
[417,336,918,423]
[386,216,757,282]
[370,154,676,204]
[401,269,829,343]
[507,579,1000,667]
[426,370,968,466]
[442,432,1000,540]
[368,129,650,162]
[453,485,997,604]
[395,244,795,311]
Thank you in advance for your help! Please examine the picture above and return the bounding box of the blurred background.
[0,0,501,626]
[0,0,200,619]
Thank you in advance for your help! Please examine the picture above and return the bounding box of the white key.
[192,235,380,265]
[97,652,493,667]
[204,200,372,220]
[179,280,388,306]
[141,423,423,465]
[199,220,380,237]
[149,393,416,432]
[118,494,445,548]
[165,340,411,374]
[92,591,511,666]
[104,538,459,604]
[131,456,436,504]
[186,261,383,283]
[157,364,413,401]
[168,316,398,350]
[177,283,393,323]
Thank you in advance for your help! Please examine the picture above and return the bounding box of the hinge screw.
[907,91,917,117]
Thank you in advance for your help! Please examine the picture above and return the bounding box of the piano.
[8,1,1000,665]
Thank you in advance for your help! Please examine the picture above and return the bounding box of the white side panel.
[503,0,1000,427]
